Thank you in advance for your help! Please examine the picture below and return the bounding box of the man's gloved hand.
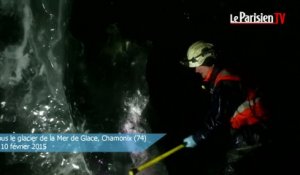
[183,135,197,148]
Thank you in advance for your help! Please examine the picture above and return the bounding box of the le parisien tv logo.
[230,11,286,25]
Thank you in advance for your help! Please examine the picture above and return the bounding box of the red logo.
[274,12,286,24]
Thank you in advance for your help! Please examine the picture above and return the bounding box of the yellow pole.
[129,144,185,175]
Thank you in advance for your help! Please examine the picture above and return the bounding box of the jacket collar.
[205,66,221,84]
[203,67,222,93]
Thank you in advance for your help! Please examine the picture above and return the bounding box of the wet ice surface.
[0,0,92,174]
[0,0,167,174]
[120,90,162,175]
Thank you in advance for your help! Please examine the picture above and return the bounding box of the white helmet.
[183,41,216,67]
